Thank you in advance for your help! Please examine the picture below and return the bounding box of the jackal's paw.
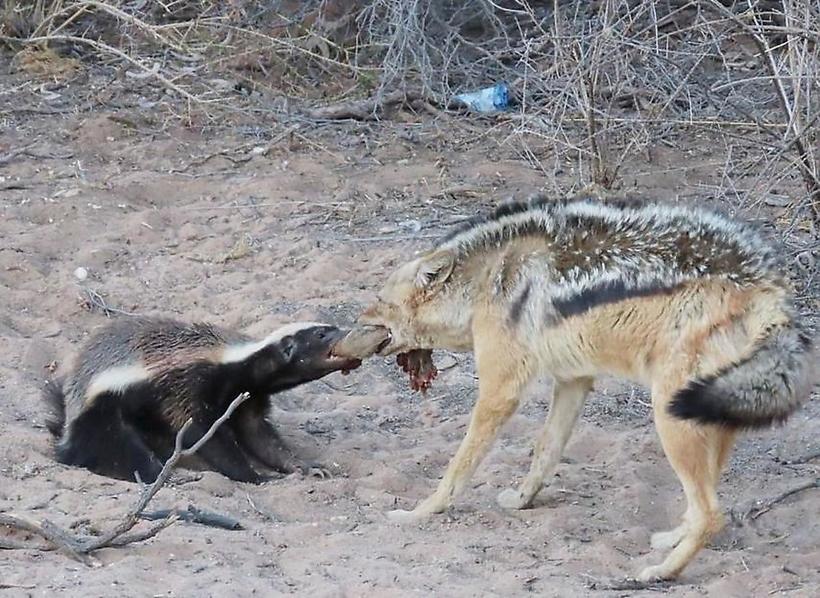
[386,508,428,525]
[636,565,672,583]
[496,488,529,510]
[650,528,685,551]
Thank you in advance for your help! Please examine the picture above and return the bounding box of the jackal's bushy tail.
[669,324,815,428]
[43,379,66,439]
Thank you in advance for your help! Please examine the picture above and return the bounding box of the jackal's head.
[359,249,473,354]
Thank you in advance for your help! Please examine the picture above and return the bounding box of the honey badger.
[44,317,372,483]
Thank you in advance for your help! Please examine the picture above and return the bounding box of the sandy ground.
[1,80,819,597]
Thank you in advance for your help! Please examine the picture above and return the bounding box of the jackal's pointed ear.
[414,250,455,290]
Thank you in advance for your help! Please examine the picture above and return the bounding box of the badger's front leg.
[184,419,264,483]
[232,397,330,478]
[388,315,533,523]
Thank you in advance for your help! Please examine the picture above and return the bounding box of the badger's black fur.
[44,317,362,483]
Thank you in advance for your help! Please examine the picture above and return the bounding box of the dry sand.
[1,97,818,598]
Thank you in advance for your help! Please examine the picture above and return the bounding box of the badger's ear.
[279,336,296,360]
[414,250,455,290]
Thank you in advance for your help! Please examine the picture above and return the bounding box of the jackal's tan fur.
[360,195,815,582]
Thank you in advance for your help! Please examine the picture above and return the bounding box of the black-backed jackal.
[360,195,815,581]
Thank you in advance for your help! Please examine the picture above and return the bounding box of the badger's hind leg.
[57,392,163,483]
[231,396,328,478]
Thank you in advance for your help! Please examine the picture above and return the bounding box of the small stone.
[74,266,88,281]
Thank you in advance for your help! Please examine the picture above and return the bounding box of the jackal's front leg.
[388,315,533,524]
[497,376,593,510]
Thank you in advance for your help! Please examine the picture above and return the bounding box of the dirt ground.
[1,71,818,598]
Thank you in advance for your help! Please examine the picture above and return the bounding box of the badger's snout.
[314,327,347,352]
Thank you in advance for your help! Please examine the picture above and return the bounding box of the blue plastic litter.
[454,83,509,113]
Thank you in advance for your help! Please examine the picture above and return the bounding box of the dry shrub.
[1,1,59,41]
[0,1,816,298]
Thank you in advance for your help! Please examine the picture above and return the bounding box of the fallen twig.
[0,535,52,551]
[21,34,203,103]
[785,450,820,465]
[0,513,93,565]
[169,146,254,174]
[104,518,177,547]
[585,577,677,592]
[140,505,243,530]
[0,392,251,562]
[0,142,37,166]
[746,478,820,520]
[430,184,482,199]
[306,89,427,120]
[83,392,251,552]
[78,287,140,318]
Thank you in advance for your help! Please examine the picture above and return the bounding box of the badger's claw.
[295,462,332,479]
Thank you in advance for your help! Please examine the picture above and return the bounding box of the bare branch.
[306,89,427,120]
[82,391,250,552]
[746,478,820,520]
[1,392,251,562]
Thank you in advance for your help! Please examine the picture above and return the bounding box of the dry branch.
[585,576,676,592]
[706,0,820,221]
[140,505,243,531]
[0,143,37,166]
[786,450,820,465]
[0,392,251,563]
[745,477,820,520]
[22,34,202,102]
[0,513,92,564]
[81,391,250,552]
[79,287,140,318]
[306,89,428,120]
[32,1,191,54]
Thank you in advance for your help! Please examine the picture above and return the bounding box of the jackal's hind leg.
[497,377,593,510]
[649,424,737,552]
[638,394,733,581]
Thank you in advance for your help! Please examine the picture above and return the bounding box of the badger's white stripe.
[220,321,328,364]
[87,364,150,403]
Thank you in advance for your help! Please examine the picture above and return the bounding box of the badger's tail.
[43,379,66,439]
[669,323,815,428]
